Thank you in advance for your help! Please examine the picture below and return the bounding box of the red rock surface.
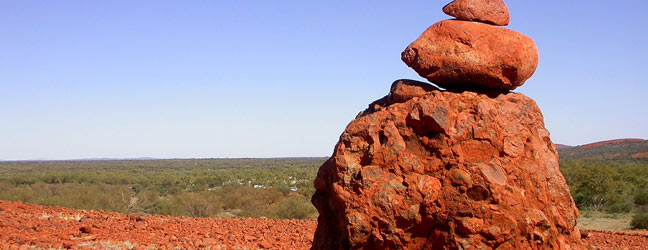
[0,200,316,249]
[443,0,510,26]
[578,138,646,149]
[0,200,645,249]
[312,80,583,249]
[401,20,538,90]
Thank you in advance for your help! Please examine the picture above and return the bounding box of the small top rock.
[443,0,510,26]
[387,79,438,104]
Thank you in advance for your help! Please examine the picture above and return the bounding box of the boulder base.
[401,20,538,90]
[311,80,584,249]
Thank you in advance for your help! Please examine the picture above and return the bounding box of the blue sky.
[1,1,646,160]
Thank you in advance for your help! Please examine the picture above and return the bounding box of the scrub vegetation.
[0,158,323,219]
[1,140,647,229]
[559,140,648,229]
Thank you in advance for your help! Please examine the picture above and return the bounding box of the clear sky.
[1,1,647,160]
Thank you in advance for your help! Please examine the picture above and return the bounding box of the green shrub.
[275,197,316,219]
[133,189,161,213]
[275,184,291,196]
[0,184,38,203]
[171,192,220,217]
[150,198,181,216]
[606,202,632,214]
[8,174,37,185]
[220,186,255,210]
[634,192,648,206]
[296,185,315,198]
[630,212,648,229]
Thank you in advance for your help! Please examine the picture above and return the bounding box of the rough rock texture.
[311,80,584,249]
[401,20,538,90]
[443,0,510,26]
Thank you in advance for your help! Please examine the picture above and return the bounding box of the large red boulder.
[401,20,538,90]
[443,0,510,26]
[311,80,584,249]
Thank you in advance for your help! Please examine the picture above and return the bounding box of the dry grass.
[578,211,633,231]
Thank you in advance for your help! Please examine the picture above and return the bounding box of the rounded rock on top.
[443,0,510,26]
[401,20,538,91]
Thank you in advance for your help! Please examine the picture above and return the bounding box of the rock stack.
[311,1,584,250]
[402,0,537,91]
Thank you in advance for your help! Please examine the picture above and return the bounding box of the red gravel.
[1,200,647,249]
[0,200,316,249]
[581,229,648,250]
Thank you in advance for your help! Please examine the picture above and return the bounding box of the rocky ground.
[0,200,646,249]
[0,200,315,249]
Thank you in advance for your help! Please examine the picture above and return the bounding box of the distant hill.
[557,138,648,161]
[578,138,646,149]
[555,144,573,149]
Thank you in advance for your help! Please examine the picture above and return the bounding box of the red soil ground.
[632,152,648,159]
[1,200,647,249]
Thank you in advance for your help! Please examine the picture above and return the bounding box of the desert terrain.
[1,200,647,249]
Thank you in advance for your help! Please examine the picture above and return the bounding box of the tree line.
[1,157,647,228]
[0,158,324,219]
[560,159,648,229]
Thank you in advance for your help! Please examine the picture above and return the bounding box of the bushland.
[0,158,322,219]
[2,157,647,222]
[561,159,648,214]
